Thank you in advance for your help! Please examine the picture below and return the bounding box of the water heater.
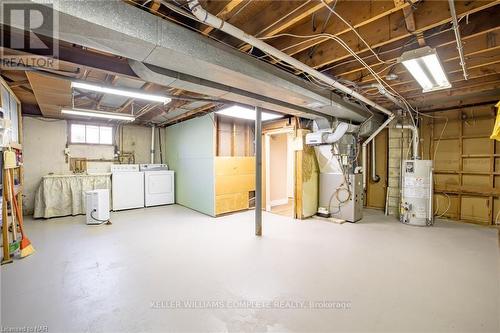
[400,160,433,226]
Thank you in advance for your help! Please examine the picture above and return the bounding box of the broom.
[9,171,35,258]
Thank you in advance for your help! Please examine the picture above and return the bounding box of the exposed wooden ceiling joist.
[293,1,498,69]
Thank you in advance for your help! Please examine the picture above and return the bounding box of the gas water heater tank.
[400,160,433,226]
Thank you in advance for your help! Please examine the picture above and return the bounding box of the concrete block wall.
[386,126,412,216]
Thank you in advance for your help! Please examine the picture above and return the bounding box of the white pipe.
[188,0,400,203]
[361,83,405,109]
[362,115,395,190]
[188,0,394,118]
[371,138,380,182]
[448,0,469,80]
[397,124,419,159]
[429,167,434,224]
[151,125,155,164]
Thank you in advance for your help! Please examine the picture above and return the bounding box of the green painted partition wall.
[165,115,215,216]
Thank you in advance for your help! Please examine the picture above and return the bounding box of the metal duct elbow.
[188,0,395,118]
[324,122,350,144]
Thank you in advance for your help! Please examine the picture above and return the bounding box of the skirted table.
[34,173,111,219]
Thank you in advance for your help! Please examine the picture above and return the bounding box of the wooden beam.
[292,0,498,69]
[340,27,500,86]
[7,79,29,88]
[394,0,416,32]
[265,0,417,57]
[150,0,161,12]
[239,0,338,52]
[164,103,217,125]
[329,17,500,80]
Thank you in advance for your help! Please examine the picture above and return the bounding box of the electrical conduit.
[188,0,400,193]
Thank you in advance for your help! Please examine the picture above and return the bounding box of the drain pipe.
[150,125,155,163]
[371,138,380,183]
[188,0,399,200]
[449,0,469,80]
[188,0,394,118]
[362,115,395,191]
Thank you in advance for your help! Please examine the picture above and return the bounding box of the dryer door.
[144,171,175,207]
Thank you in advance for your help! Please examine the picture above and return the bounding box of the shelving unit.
[1,76,24,264]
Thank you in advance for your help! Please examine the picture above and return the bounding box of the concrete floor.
[1,206,499,333]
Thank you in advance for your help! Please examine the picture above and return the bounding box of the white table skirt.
[34,174,111,219]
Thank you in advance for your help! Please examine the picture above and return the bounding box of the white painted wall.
[23,117,68,216]
[22,117,160,215]
[269,133,288,205]
[287,133,294,198]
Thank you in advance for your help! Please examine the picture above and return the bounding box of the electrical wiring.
[432,115,448,162]
[319,0,390,65]
[495,208,500,226]
[435,192,451,219]
[255,0,312,37]
[259,32,403,104]
[136,0,413,122]
[134,0,425,129]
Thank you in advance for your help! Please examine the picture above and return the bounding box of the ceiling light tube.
[399,46,451,93]
[61,108,136,121]
[71,81,171,104]
[216,105,283,121]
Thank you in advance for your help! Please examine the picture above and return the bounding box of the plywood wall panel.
[461,109,494,136]
[434,173,460,190]
[422,103,498,225]
[463,138,490,155]
[214,156,255,215]
[434,139,460,171]
[433,111,460,137]
[463,158,490,172]
[434,193,460,219]
[462,175,490,187]
[460,196,490,224]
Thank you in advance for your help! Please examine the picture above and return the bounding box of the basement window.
[70,124,113,145]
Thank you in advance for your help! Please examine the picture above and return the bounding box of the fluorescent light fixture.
[61,108,135,121]
[71,82,171,104]
[216,105,283,121]
[399,46,451,93]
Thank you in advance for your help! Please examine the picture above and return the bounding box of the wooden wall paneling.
[458,109,463,223]
[425,104,498,224]
[231,120,236,156]
[214,156,256,215]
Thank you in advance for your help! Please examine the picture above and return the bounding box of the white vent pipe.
[397,124,420,159]
[188,0,401,194]
[151,125,155,163]
[188,0,394,118]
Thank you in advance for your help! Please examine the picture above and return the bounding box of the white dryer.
[140,164,175,207]
[111,164,145,211]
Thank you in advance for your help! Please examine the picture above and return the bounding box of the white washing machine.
[111,164,145,211]
[140,164,175,207]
